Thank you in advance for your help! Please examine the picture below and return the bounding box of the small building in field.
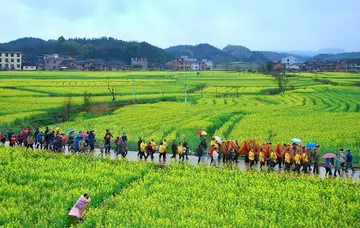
[273,62,285,71]
[288,63,304,71]
[44,54,75,70]
[165,58,191,70]
[0,51,22,70]
[131,57,148,69]
[281,56,299,68]
[340,59,360,72]
[23,66,37,71]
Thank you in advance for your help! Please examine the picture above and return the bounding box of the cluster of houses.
[0,52,149,71]
[1,51,359,72]
[43,55,148,71]
[0,51,213,71]
[163,56,213,71]
[272,56,360,72]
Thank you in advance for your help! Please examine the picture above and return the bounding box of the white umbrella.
[214,136,222,144]
[291,138,302,144]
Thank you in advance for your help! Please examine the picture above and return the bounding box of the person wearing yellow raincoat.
[294,151,302,173]
[269,149,277,168]
[139,140,147,160]
[284,150,292,171]
[301,148,309,173]
[150,139,157,151]
[249,150,255,169]
[159,142,166,162]
[177,142,183,160]
[259,148,265,170]
[162,139,168,150]
[210,138,219,149]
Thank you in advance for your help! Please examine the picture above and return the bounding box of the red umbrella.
[323,153,336,159]
[81,132,88,138]
[22,127,29,133]
[195,130,207,136]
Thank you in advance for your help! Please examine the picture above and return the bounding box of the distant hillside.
[165,44,234,63]
[222,45,270,63]
[0,37,173,64]
[313,52,360,61]
[222,45,251,59]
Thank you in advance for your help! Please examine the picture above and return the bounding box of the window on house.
[5,64,9,68]
[5,59,9,62]
[17,64,21,68]
[46,60,50,64]
[17,53,20,57]
[53,60,56,64]
[11,53,15,57]
[17,59,20,62]
[5,53,8,57]
[11,59,14,62]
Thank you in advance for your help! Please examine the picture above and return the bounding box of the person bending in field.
[68,193,91,223]
[249,150,255,169]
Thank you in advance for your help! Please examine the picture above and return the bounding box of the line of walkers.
[0,128,356,177]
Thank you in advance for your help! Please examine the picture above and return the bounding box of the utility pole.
[132,79,135,103]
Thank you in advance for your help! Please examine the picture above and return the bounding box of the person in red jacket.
[209,145,216,164]
[10,134,16,147]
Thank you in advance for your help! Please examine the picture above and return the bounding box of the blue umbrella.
[306,142,317,149]
[65,128,76,133]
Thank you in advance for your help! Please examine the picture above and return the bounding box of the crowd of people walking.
[0,127,357,177]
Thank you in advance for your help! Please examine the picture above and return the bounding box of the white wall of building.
[23,66,37,71]
[281,56,298,68]
[0,52,22,70]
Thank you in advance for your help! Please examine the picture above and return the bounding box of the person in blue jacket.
[36,131,43,149]
[345,149,355,173]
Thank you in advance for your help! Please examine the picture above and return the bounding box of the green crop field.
[1,70,359,161]
[1,71,360,227]
[0,148,359,227]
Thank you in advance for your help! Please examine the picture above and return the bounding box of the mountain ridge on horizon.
[0,37,359,64]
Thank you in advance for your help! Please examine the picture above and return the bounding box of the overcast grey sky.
[1,0,359,51]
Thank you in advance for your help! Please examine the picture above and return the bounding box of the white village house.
[281,56,299,68]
